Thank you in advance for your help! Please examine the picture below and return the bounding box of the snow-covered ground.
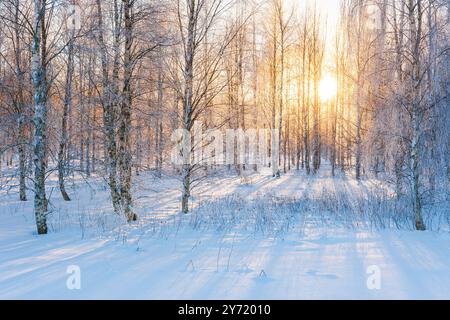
[0,170,449,299]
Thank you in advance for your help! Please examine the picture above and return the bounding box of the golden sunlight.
[319,75,338,102]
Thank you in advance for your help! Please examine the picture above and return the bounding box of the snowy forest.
[0,0,449,300]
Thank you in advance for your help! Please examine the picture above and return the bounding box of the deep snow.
[0,170,449,299]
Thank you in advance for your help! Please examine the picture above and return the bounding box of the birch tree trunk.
[58,30,74,202]
[355,1,364,181]
[181,0,196,214]
[119,0,137,222]
[302,16,310,175]
[278,4,285,176]
[32,0,48,234]
[95,0,121,214]
[13,0,28,202]
[408,0,426,231]
[311,8,323,174]
[156,62,164,177]
[270,3,279,178]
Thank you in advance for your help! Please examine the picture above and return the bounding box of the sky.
[289,0,341,39]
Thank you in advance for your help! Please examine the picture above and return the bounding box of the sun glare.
[319,75,338,102]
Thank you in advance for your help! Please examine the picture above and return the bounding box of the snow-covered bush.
[188,194,305,237]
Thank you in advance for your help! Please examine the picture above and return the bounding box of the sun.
[319,75,338,101]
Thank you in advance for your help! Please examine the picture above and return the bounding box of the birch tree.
[31,0,48,234]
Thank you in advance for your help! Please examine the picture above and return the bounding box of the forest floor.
[0,168,449,299]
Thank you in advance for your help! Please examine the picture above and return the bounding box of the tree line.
[0,0,448,234]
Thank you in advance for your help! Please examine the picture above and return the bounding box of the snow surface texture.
[0,170,449,299]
